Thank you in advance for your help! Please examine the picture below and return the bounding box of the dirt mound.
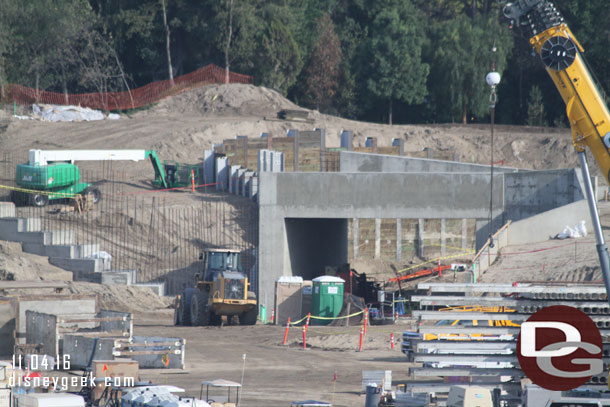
[69,282,174,313]
[0,239,173,313]
[149,84,302,117]
[0,240,73,281]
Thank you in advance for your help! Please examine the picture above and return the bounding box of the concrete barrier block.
[203,149,215,185]
[237,169,247,195]
[132,282,165,296]
[249,176,258,201]
[242,171,254,196]
[101,270,135,285]
[10,230,74,245]
[22,243,100,259]
[0,218,42,232]
[0,202,16,218]
[229,165,241,194]
[49,257,111,274]
[215,157,229,191]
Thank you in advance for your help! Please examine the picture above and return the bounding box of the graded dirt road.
[135,311,414,407]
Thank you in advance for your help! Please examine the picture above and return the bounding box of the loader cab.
[200,249,243,281]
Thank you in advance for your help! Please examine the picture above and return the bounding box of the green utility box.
[312,276,345,325]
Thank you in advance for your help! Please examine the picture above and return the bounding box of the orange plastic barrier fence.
[5,64,253,111]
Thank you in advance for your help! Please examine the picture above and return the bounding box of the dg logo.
[517,305,603,391]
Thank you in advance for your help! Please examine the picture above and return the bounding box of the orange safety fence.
[3,63,253,111]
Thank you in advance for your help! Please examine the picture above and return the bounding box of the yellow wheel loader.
[174,249,258,326]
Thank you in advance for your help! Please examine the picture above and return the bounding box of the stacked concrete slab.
[0,202,165,293]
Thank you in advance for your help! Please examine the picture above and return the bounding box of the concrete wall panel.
[340,151,523,174]
[508,200,593,246]
[262,172,505,219]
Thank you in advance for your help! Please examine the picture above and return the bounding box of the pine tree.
[303,13,341,112]
[526,85,546,127]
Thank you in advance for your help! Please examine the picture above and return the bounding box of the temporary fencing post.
[390,333,395,350]
[302,325,307,350]
[363,308,368,335]
[357,326,364,352]
[282,318,291,346]
[191,169,195,192]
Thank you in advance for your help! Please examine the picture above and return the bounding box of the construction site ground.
[134,310,413,407]
[1,83,609,404]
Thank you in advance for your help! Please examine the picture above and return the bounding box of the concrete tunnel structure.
[255,151,590,309]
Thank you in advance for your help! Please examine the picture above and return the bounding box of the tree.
[224,0,233,83]
[426,13,512,124]
[363,1,429,124]
[526,85,546,126]
[255,18,302,94]
[303,13,341,111]
[160,0,174,86]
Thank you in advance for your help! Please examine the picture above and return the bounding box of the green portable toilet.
[312,276,345,325]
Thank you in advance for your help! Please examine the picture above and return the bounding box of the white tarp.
[32,104,106,122]
[555,220,588,239]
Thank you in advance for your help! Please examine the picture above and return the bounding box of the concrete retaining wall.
[502,169,584,222]
[261,172,504,219]
[339,151,523,174]
[507,200,593,246]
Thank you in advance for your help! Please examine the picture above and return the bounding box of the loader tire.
[191,290,210,326]
[179,288,195,326]
[239,291,258,326]
[173,296,181,326]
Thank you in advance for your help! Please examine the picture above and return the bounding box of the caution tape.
[288,315,309,325]
[309,309,365,320]
[288,309,365,326]
[0,184,78,198]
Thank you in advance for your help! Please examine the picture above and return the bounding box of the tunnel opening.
[285,218,348,280]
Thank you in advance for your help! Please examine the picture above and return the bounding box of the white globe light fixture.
[486,71,501,87]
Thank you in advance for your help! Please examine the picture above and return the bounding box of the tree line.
[1,0,609,126]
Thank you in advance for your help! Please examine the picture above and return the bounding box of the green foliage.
[254,18,302,95]
[425,11,512,123]
[526,85,546,126]
[362,0,429,123]
[2,0,609,127]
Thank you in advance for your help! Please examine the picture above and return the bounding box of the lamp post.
[486,70,501,249]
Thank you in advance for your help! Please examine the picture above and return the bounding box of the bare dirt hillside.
[0,83,606,297]
[0,84,580,173]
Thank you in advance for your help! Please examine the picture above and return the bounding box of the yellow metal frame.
[530,23,610,183]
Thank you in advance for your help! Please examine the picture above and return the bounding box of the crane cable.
[488,31,499,248]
